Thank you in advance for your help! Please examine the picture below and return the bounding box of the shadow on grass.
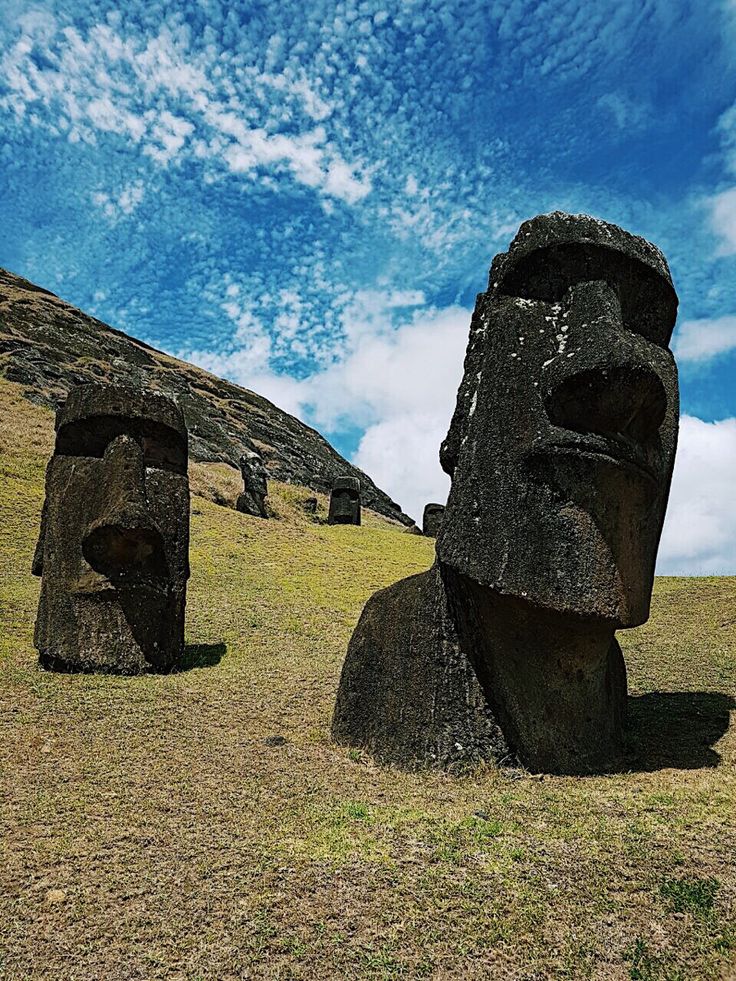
[176,642,227,672]
[625,691,735,771]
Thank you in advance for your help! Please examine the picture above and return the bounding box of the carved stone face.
[33,384,190,673]
[328,477,361,526]
[422,503,445,538]
[436,213,679,627]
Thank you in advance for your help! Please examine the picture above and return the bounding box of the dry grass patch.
[0,378,734,980]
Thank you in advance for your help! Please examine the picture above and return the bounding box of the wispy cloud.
[0,17,371,204]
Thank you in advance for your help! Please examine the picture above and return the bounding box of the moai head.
[236,447,269,518]
[32,383,190,673]
[437,212,679,627]
[422,503,445,538]
[328,476,361,525]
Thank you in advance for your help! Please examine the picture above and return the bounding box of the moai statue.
[333,212,679,774]
[32,383,191,674]
[236,447,269,518]
[328,476,361,526]
[422,503,445,538]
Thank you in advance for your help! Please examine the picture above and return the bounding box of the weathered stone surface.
[332,564,507,767]
[0,268,411,525]
[422,503,445,538]
[301,497,319,515]
[32,383,190,674]
[235,446,269,518]
[333,212,679,774]
[403,523,423,535]
[328,476,361,526]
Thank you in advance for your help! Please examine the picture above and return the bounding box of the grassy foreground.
[0,377,734,981]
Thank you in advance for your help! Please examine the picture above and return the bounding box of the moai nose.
[82,435,165,576]
[543,280,668,444]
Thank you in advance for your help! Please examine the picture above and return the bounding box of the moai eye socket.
[497,242,677,348]
[55,417,187,473]
[139,421,188,474]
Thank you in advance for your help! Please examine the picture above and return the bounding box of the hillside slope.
[1,378,735,980]
[0,267,412,524]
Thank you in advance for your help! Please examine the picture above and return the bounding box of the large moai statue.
[328,476,361,526]
[422,503,445,538]
[236,446,269,518]
[32,383,191,674]
[333,212,679,774]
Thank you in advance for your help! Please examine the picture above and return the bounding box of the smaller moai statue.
[328,476,361,525]
[422,503,445,538]
[32,383,190,674]
[236,447,269,518]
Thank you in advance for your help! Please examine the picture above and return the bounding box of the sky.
[1,0,736,574]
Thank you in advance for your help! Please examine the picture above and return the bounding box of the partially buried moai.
[236,446,269,518]
[328,476,361,525]
[32,383,190,674]
[422,503,445,538]
[333,212,679,774]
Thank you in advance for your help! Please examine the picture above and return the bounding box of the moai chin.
[32,383,191,674]
[422,503,445,538]
[236,447,269,518]
[333,212,679,774]
[328,477,361,525]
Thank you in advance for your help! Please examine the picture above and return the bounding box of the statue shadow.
[623,691,735,772]
[176,642,227,672]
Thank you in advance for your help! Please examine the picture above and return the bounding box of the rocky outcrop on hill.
[0,268,412,524]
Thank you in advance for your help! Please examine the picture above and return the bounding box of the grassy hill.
[0,267,411,525]
[1,376,735,980]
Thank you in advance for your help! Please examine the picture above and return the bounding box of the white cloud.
[0,19,371,205]
[673,315,736,362]
[91,180,145,222]
[183,295,469,521]
[658,415,736,574]
[707,186,736,254]
[354,414,451,523]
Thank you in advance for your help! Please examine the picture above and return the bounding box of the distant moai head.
[422,503,445,538]
[437,212,679,627]
[328,476,361,525]
[236,447,269,518]
[32,383,190,673]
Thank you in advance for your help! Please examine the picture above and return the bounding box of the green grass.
[0,378,735,980]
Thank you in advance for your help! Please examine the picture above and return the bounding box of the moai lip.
[328,476,361,526]
[422,503,445,538]
[333,212,679,775]
[32,383,191,674]
[236,446,269,518]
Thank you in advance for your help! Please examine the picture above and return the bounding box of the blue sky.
[2,0,736,572]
